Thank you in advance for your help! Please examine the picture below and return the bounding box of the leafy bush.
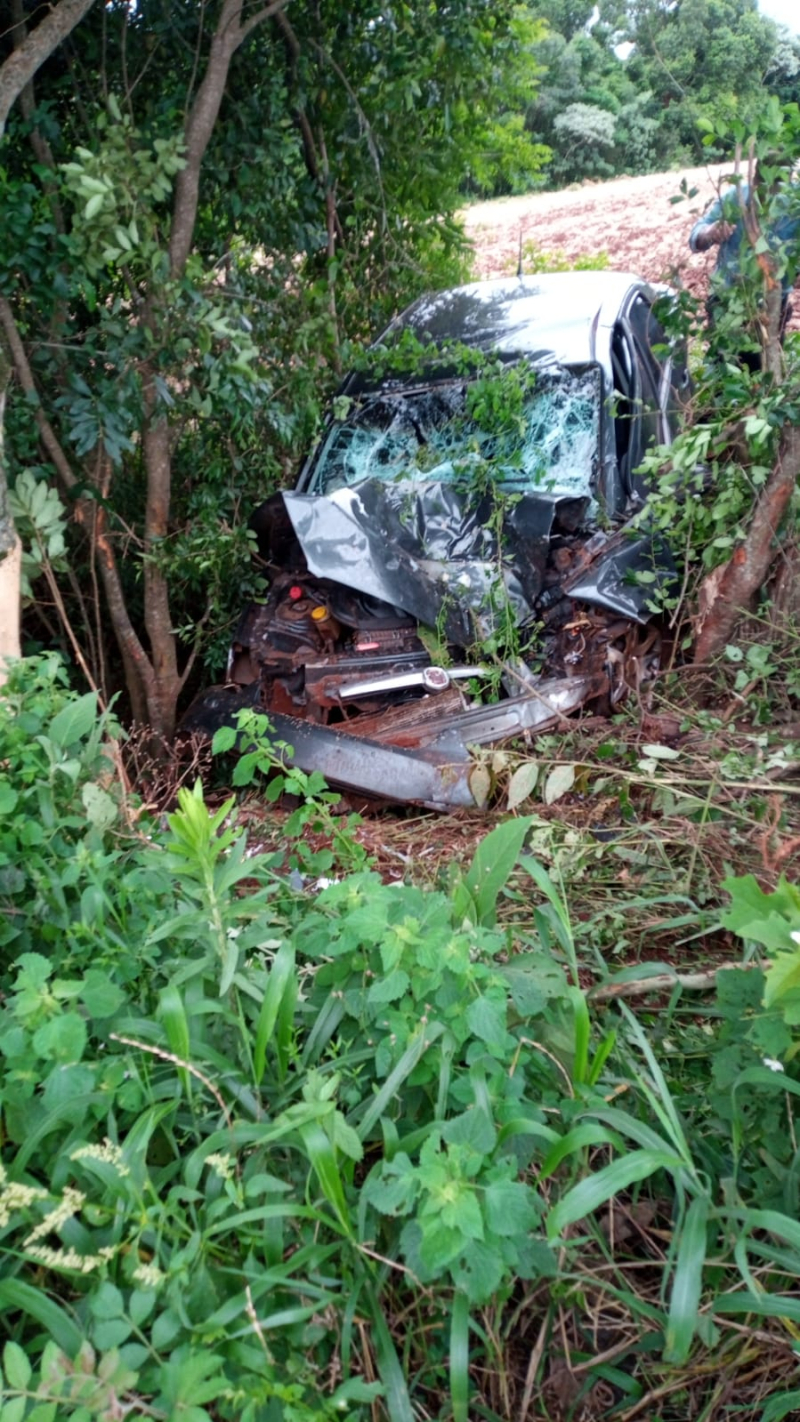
[5,661,800,1418]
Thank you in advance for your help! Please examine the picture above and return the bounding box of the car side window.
[611,323,634,492]
[630,294,690,425]
[628,297,663,451]
[614,295,686,502]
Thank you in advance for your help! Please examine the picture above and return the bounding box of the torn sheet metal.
[277,364,602,643]
[563,529,676,624]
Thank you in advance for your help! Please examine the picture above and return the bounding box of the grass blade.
[463,817,533,926]
[356,1022,445,1141]
[0,1280,82,1355]
[158,983,192,1096]
[253,940,295,1085]
[724,1206,800,1253]
[712,1292,800,1323]
[299,1119,353,1237]
[365,1290,414,1422]
[568,985,590,1087]
[546,1148,685,1241]
[450,1290,471,1422]
[540,1123,624,1180]
[664,1195,709,1363]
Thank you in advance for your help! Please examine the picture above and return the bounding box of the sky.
[759,0,799,34]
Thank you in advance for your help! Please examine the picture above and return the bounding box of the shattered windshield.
[307,365,601,502]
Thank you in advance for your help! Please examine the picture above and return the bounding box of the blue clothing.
[689,182,800,295]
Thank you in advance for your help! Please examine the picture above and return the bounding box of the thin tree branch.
[240,0,291,42]
[0,296,77,492]
[588,961,760,1004]
[169,0,291,277]
[0,0,97,136]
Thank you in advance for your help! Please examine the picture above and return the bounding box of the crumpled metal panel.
[282,482,557,644]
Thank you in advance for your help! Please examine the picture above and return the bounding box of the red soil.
[462,163,730,303]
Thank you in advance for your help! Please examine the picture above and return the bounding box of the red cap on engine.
[288,585,304,601]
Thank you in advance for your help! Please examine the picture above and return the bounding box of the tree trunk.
[0,374,21,685]
[693,205,795,665]
[694,423,800,663]
[0,0,98,685]
[141,365,181,739]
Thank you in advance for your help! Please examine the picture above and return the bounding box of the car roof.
[376,271,658,370]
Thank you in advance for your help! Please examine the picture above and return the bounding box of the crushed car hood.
[280,481,573,643]
[258,480,669,637]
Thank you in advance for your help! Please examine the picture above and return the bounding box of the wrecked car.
[184,273,687,809]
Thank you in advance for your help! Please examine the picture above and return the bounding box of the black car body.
[185,273,686,809]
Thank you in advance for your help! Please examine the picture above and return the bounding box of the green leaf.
[462,815,533,926]
[484,1179,539,1236]
[720,874,800,952]
[151,1310,182,1351]
[48,692,98,748]
[92,1318,132,1350]
[764,951,800,1008]
[129,1290,156,1327]
[32,1012,87,1063]
[760,1390,800,1421]
[2,1343,32,1391]
[0,784,19,815]
[442,1108,496,1154]
[211,725,237,755]
[362,1156,417,1217]
[81,781,117,830]
[665,1196,709,1364]
[83,192,105,220]
[367,968,410,1004]
[465,996,508,1051]
[90,1282,124,1318]
[80,971,125,1019]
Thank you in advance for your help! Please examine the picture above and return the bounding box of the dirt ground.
[462,163,729,303]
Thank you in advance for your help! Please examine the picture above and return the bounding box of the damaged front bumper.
[180,669,610,811]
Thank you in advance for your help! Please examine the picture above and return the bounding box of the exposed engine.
[227,573,456,722]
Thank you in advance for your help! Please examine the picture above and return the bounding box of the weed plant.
[2,661,800,1421]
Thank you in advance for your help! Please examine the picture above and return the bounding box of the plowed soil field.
[462,163,727,302]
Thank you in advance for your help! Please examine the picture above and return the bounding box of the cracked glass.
[308,366,601,504]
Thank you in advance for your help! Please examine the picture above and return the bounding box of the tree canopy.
[0,0,535,732]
